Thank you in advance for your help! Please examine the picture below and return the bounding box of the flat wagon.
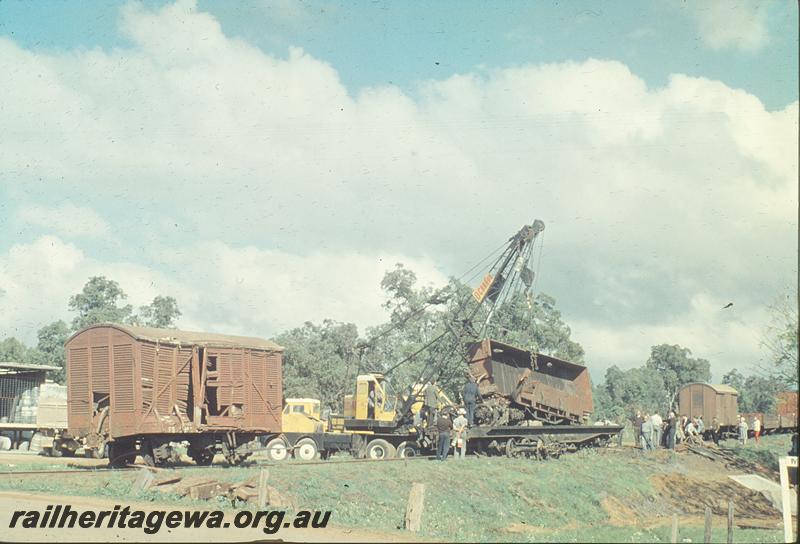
[64,323,283,466]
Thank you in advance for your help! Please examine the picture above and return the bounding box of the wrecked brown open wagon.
[64,324,283,466]
[467,339,594,426]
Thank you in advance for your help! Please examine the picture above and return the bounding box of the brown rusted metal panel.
[677,383,739,427]
[466,339,593,424]
[776,391,798,417]
[66,324,284,442]
[775,391,797,428]
[264,351,282,431]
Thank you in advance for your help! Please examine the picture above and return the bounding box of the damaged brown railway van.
[467,339,593,426]
[64,324,283,467]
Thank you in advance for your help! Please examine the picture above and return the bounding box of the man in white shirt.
[650,412,663,449]
[452,408,468,459]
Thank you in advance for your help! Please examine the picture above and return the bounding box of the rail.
[0,453,443,476]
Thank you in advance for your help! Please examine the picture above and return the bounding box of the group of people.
[633,411,709,450]
[633,410,763,449]
[737,415,761,445]
[421,376,481,461]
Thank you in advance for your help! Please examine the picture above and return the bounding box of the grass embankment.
[1,437,792,542]
[722,433,795,472]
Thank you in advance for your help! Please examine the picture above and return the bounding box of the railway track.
[0,452,444,476]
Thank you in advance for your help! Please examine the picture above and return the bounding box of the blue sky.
[0,1,797,381]
[1,1,796,109]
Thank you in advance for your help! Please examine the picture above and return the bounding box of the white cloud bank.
[0,235,446,341]
[0,1,796,380]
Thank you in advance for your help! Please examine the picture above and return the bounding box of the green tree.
[68,276,133,330]
[742,375,783,413]
[603,364,666,414]
[36,320,69,383]
[361,264,587,403]
[722,368,785,413]
[493,293,585,362]
[591,382,627,423]
[138,295,182,328]
[645,344,710,409]
[0,337,39,364]
[722,368,745,393]
[274,320,360,410]
[760,288,798,388]
[362,266,467,400]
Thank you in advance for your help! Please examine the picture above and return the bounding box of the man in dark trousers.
[436,409,453,461]
[666,411,677,450]
[423,380,439,427]
[632,410,643,449]
[462,376,480,426]
[711,417,721,445]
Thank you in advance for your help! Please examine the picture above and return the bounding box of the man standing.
[424,380,439,428]
[633,410,643,448]
[711,417,721,445]
[452,408,468,459]
[753,416,761,444]
[738,416,748,445]
[462,377,480,427]
[666,412,677,450]
[651,412,663,449]
[436,409,453,461]
[641,414,653,451]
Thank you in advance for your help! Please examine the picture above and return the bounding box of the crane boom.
[388,220,546,425]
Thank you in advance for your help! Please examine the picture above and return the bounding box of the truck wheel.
[366,439,396,460]
[265,437,290,462]
[294,438,320,461]
[397,441,418,458]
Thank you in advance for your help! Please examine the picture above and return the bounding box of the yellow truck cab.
[281,398,324,434]
[343,374,397,423]
[263,398,352,462]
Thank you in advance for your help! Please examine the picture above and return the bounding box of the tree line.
[1,269,795,419]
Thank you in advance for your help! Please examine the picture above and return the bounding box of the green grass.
[0,446,788,542]
[721,433,794,472]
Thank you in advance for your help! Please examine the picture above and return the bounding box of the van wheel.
[188,446,215,466]
[265,437,290,462]
[294,438,319,461]
[366,439,396,460]
[108,441,137,468]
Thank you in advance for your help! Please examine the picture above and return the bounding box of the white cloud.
[0,236,169,337]
[572,293,771,381]
[0,1,795,378]
[0,235,446,343]
[686,0,769,51]
[15,204,110,239]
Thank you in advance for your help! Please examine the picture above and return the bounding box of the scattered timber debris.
[680,443,778,481]
[135,472,296,508]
